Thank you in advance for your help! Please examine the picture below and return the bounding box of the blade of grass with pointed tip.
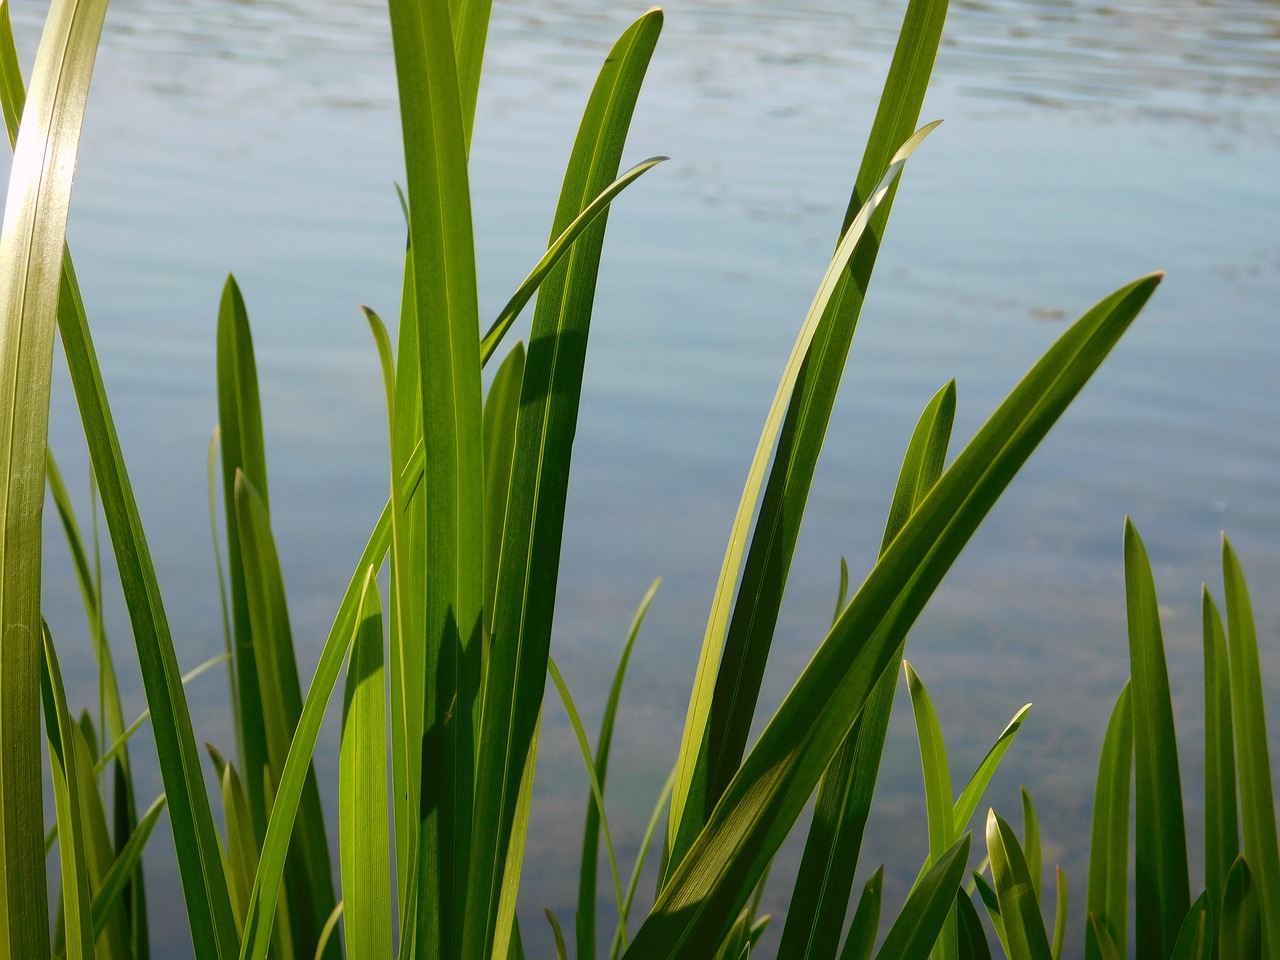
[906,660,955,868]
[578,579,661,960]
[872,835,972,960]
[468,12,662,958]
[0,0,108,948]
[1049,868,1067,960]
[974,872,1010,958]
[1124,519,1191,960]
[1085,682,1132,960]
[838,868,883,960]
[1220,539,1280,957]
[627,273,1160,959]
[1201,588,1237,924]
[668,119,941,873]
[1088,914,1123,960]
[213,755,258,937]
[955,890,993,960]
[953,705,1032,839]
[1021,789,1042,902]
[339,569,392,960]
[987,811,1053,960]
[1219,856,1261,960]
[698,0,953,832]
[1169,892,1211,960]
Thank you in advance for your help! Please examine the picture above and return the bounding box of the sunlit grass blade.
[837,867,883,960]
[1124,519,1190,959]
[668,120,941,873]
[1220,538,1280,956]
[469,11,662,958]
[1201,588,1237,925]
[1218,856,1261,959]
[479,157,666,365]
[1085,682,1132,960]
[482,342,525,639]
[208,749,257,938]
[698,0,953,828]
[955,890,992,960]
[871,834,972,960]
[1169,891,1211,960]
[905,660,955,868]
[987,810,1053,960]
[314,903,343,960]
[952,705,1031,837]
[628,273,1160,958]
[0,0,108,947]
[578,578,661,960]
[339,568,392,960]
[491,711,542,960]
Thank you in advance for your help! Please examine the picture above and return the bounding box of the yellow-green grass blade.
[698,0,952,828]
[1219,856,1261,959]
[974,871,1010,958]
[313,903,342,960]
[837,868,883,960]
[1169,892,1211,960]
[233,471,338,959]
[339,569,392,960]
[90,793,166,945]
[1021,789,1041,902]
[905,660,955,867]
[0,0,107,947]
[1124,519,1191,959]
[448,0,490,153]
[1048,868,1067,960]
[479,157,666,366]
[668,120,940,873]
[1087,914,1123,960]
[987,811,1053,960]
[871,834,972,960]
[1221,539,1280,957]
[627,273,1160,959]
[40,627,96,960]
[490,709,541,960]
[469,11,662,959]
[1085,682,1132,960]
[779,381,954,960]
[211,753,259,937]
[609,767,676,960]
[71,720,130,959]
[578,578,661,960]
[482,342,525,641]
[546,909,571,960]
[954,890,992,960]
[1201,588,1237,926]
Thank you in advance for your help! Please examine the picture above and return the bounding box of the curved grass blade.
[987,811,1052,960]
[668,120,941,872]
[479,157,666,365]
[0,0,108,948]
[1218,856,1261,960]
[1221,539,1280,957]
[953,704,1032,837]
[1049,867,1067,960]
[872,834,972,960]
[1085,682,1132,960]
[837,867,883,960]
[313,903,343,960]
[1124,519,1190,959]
[468,12,663,958]
[627,272,1161,959]
[1201,588,1237,925]
[547,909,571,960]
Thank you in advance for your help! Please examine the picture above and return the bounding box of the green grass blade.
[1021,789,1042,902]
[547,909,570,960]
[1218,856,1261,960]
[987,810,1053,960]
[313,903,343,960]
[1085,682,1132,960]
[482,342,525,640]
[699,0,952,826]
[1201,588,1237,925]
[1049,867,1067,960]
[469,12,662,958]
[905,660,955,866]
[974,872,1010,958]
[609,767,676,960]
[1088,914,1123,960]
[448,0,490,152]
[212,754,259,937]
[952,704,1032,837]
[579,579,661,960]
[71,719,131,959]
[479,157,666,365]
[955,890,993,960]
[0,0,108,947]
[91,793,166,944]
[1170,891,1211,960]
[872,834,972,960]
[1221,538,1280,957]
[668,120,940,873]
[837,868,883,960]
[491,710,541,960]
[1124,519,1191,959]
[339,568,392,960]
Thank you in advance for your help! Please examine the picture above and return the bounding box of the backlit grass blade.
[1021,789,1042,901]
[952,704,1032,837]
[1049,868,1067,960]
[626,273,1160,958]
[1169,892,1211,960]
[974,872,1009,957]
[0,0,107,948]
[339,569,392,960]
[1221,538,1280,956]
[40,626,96,960]
[838,868,883,960]
[490,710,541,960]
[1085,682,1132,960]
[1218,856,1261,959]
[872,834,972,960]
[313,904,343,960]
[468,11,662,958]
[779,381,954,960]
[579,579,662,960]
[448,0,490,152]
[905,660,955,868]
[1124,519,1190,959]
[955,890,993,960]
[987,811,1052,960]
[668,120,941,872]
[479,157,666,365]
[1201,588,1238,923]
[482,343,525,639]
[698,0,952,826]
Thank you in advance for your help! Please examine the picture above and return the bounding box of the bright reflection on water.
[9,0,1279,955]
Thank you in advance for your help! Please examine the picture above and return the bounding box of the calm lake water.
[10,0,1280,955]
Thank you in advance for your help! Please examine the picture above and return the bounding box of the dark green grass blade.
[578,579,662,960]
[0,0,108,949]
[955,890,993,960]
[1221,539,1280,956]
[214,755,259,936]
[975,872,1010,957]
[215,275,272,838]
[837,868,883,960]
[71,719,130,959]
[1218,856,1261,960]
[987,811,1053,960]
[1169,891,1211,960]
[91,794,166,944]
[467,12,662,958]
[1124,519,1191,960]
[1085,682,1132,960]
[626,273,1160,959]
[1021,788,1042,901]
[698,0,952,825]
[872,835,972,960]
[779,381,954,960]
[482,342,525,640]
[1201,589,1238,926]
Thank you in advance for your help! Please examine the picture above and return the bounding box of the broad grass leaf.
[1085,683,1131,960]
[987,811,1052,960]
[872,834,972,960]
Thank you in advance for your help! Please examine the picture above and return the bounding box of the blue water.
[10,0,1280,954]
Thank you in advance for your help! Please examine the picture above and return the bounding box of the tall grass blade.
[1218,856,1261,960]
[1085,682,1132,960]
[90,793,166,944]
[872,834,972,960]
[0,0,108,947]
[210,751,259,938]
[1201,589,1237,926]
[609,768,676,960]
[837,868,883,960]
[952,705,1031,838]
[1220,538,1280,957]
[468,12,662,958]
[448,0,490,151]
[482,343,525,639]
[987,810,1053,960]
[1021,788,1042,901]
[1049,868,1067,960]
[1124,519,1190,959]
[627,273,1160,958]
[905,660,955,868]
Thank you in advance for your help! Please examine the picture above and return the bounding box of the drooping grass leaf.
[1124,519,1190,960]
[838,868,883,960]
[1085,683,1131,960]
[872,834,972,960]
[1218,856,1261,960]
[1201,588,1238,925]
[987,810,1053,960]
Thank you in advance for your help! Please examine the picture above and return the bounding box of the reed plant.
[0,0,1166,958]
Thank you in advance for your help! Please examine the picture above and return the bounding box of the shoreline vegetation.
[0,0,1273,958]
